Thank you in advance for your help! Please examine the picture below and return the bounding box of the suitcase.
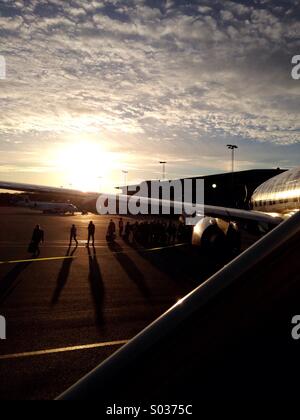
[28,241,37,254]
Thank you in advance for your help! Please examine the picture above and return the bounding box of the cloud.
[0,0,299,183]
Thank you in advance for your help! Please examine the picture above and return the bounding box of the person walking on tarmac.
[107,219,116,242]
[119,218,124,237]
[87,221,96,247]
[28,225,44,257]
[124,222,131,242]
[70,224,79,247]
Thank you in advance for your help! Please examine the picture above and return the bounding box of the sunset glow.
[53,140,121,193]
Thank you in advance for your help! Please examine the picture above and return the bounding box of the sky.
[0,0,299,192]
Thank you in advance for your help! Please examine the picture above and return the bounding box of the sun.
[55,141,116,192]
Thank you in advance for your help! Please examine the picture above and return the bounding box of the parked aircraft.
[16,196,78,215]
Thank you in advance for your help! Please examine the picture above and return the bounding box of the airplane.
[0,166,298,248]
[14,196,78,215]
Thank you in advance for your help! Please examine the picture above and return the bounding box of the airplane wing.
[0,180,283,226]
[114,195,283,226]
[0,180,98,199]
[203,204,283,225]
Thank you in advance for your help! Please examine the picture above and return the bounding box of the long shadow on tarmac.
[87,246,105,327]
[108,241,151,300]
[51,246,77,305]
[0,261,33,304]
[126,241,226,290]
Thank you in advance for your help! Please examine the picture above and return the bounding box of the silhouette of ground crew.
[119,218,124,237]
[70,224,79,247]
[87,221,96,247]
[28,225,44,257]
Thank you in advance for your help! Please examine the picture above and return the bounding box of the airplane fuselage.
[252,167,300,217]
[31,202,77,214]
[18,199,78,214]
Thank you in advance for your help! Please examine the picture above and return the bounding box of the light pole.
[227,145,238,206]
[159,161,167,181]
[227,145,238,173]
[122,170,128,188]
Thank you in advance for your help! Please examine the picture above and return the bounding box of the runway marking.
[0,340,129,361]
[0,256,76,265]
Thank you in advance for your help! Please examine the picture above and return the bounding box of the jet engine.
[192,217,241,254]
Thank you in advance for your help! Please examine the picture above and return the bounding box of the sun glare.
[55,141,118,193]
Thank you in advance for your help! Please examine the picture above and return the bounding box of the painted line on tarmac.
[0,340,129,361]
[92,243,187,255]
[0,256,76,265]
[0,244,187,265]
[0,241,108,246]
[146,243,186,252]
[0,244,187,263]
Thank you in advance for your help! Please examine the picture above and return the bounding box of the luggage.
[28,241,37,254]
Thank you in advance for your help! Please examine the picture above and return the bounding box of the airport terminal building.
[118,169,286,210]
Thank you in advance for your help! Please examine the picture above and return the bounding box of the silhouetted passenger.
[70,224,78,247]
[124,222,131,242]
[87,221,96,247]
[142,222,150,246]
[149,222,155,245]
[161,222,167,244]
[119,218,124,237]
[168,222,177,244]
[107,220,116,242]
[28,225,44,257]
[132,222,139,245]
[177,223,185,242]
